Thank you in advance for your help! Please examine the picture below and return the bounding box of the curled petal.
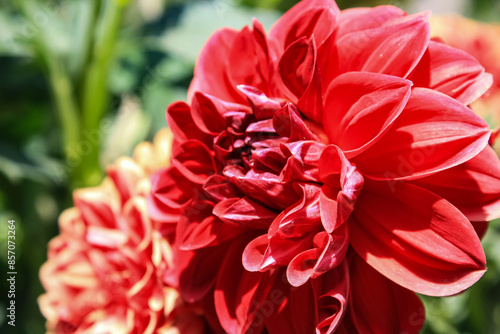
[278,37,324,122]
[227,23,270,94]
[316,260,350,334]
[252,147,288,175]
[319,145,364,232]
[203,174,241,202]
[280,141,326,182]
[166,101,212,146]
[238,85,286,120]
[269,0,340,50]
[323,72,412,157]
[177,200,246,251]
[287,227,349,287]
[243,230,317,273]
[213,196,277,229]
[172,140,217,184]
[296,40,324,123]
[191,92,227,135]
[147,167,196,223]
[273,103,320,142]
[279,37,316,99]
[268,183,322,237]
[224,166,300,210]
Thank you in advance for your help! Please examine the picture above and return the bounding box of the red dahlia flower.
[150,1,500,333]
[39,130,211,333]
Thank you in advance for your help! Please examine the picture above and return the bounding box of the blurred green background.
[0,0,499,333]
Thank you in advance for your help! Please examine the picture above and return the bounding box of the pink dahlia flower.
[39,130,212,333]
[150,1,500,333]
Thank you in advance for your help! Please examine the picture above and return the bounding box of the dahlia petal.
[191,92,226,135]
[224,166,300,210]
[147,167,196,223]
[268,183,322,237]
[252,18,269,61]
[354,88,491,180]
[188,28,245,103]
[315,261,350,334]
[243,231,317,272]
[73,183,120,228]
[203,174,241,202]
[318,146,364,232]
[287,227,349,287]
[280,156,315,183]
[213,131,234,162]
[319,189,340,232]
[246,119,288,149]
[264,275,318,334]
[279,141,325,182]
[238,85,285,120]
[284,8,336,50]
[175,245,230,302]
[166,101,212,146]
[246,119,277,134]
[410,40,493,105]
[86,226,127,248]
[215,241,277,334]
[296,44,324,123]
[279,37,315,99]
[350,181,487,296]
[172,140,217,184]
[412,145,500,222]
[252,147,288,175]
[213,196,277,229]
[273,103,320,142]
[348,254,425,334]
[323,72,412,156]
[263,231,318,271]
[320,185,362,234]
[228,24,270,94]
[336,12,430,78]
[242,234,270,272]
[177,200,246,251]
[107,157,146,204]
[336,6,406,37]
[122,197,152,252]
[269,0,340,50]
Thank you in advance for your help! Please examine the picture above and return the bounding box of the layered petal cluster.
[430,15,500,143]
[150,1,500,333]
[39,130,210,333]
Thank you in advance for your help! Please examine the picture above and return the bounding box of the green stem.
[77,0,127,187]
[82,0,125,130]
[75,0,102,97]
[18,0,81,182]
[48,58,81,160]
